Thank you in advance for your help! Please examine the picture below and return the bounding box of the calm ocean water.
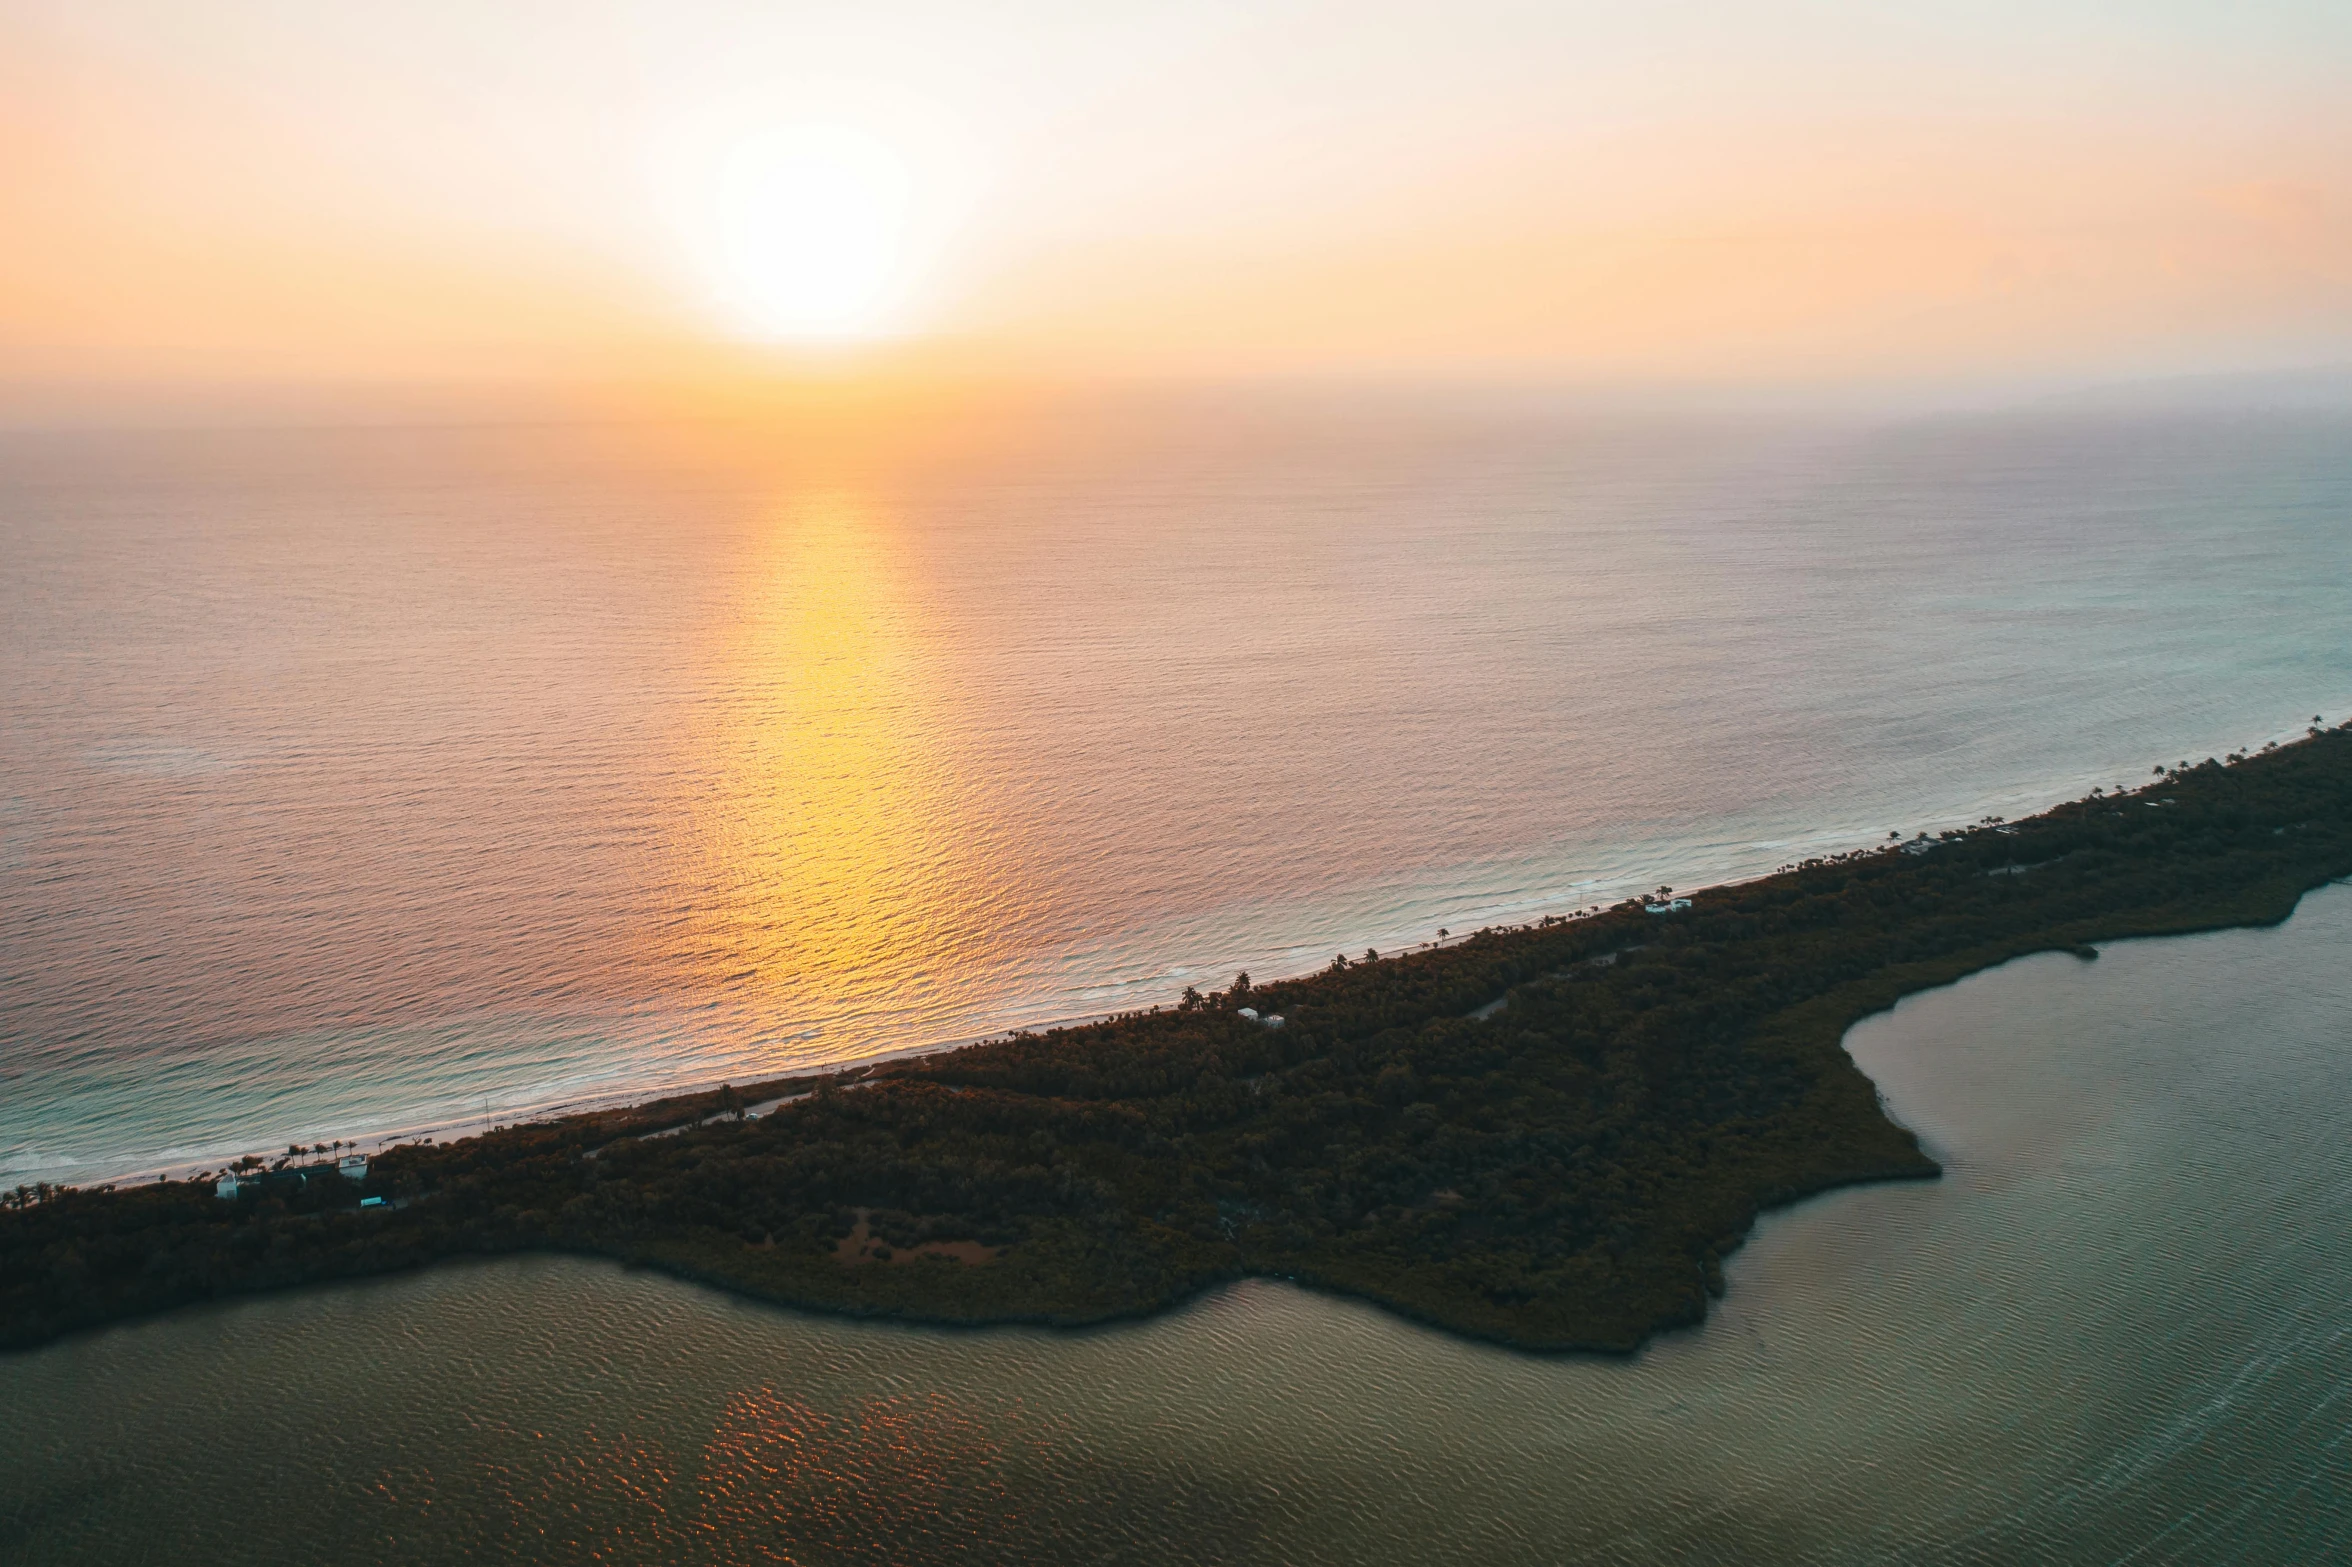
[7,884,2352,1563]
[4,395,2351,1188]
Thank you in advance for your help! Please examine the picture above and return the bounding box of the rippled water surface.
[7,886,2352,1564]
[5,397,2352,1183]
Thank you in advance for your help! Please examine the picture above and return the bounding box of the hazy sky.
[4,0,2349,392]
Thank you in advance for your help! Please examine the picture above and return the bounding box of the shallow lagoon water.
[8,883,2351,1564]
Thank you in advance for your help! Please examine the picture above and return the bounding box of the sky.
[3,0,2350,401]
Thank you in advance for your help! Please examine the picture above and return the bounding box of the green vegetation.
[7,725,2352,1355]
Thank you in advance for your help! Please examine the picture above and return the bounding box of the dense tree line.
[7,725,2352,1353]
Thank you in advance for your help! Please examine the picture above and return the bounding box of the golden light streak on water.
[674,488,1011,1063]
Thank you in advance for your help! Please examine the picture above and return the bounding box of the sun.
[715,125,913,342]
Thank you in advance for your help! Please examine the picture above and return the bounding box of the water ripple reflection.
[6,406,2352,1187]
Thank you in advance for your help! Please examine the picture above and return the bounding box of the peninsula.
[7,724,2351,1354]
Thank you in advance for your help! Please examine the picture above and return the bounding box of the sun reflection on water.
[676,488,1010,1063]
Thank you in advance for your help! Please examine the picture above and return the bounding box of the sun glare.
[716,126,913,342]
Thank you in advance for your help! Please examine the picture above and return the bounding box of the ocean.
[4,393,2350,1192]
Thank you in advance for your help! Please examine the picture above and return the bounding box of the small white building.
[215,1175,240,1199]
[1236,1007,1259,1021]
[338,1154,368,1181]
[1645,898,1693,916]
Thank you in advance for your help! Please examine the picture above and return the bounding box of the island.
[7,723,2351,1355]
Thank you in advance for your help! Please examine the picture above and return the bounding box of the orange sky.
[4,0,2349,402]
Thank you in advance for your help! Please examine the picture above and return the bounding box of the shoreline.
[4,880,2333,1363]
[9,719,2351,1356]
[19,703,2343,1195]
